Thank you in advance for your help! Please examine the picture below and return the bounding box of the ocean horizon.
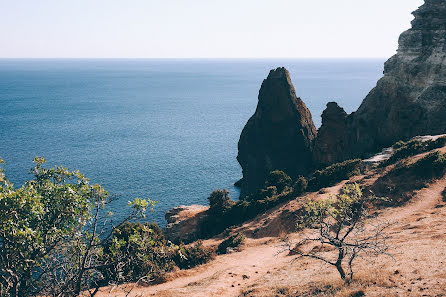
[0,58,385,225]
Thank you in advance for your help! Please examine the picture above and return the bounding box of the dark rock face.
[314,0,446,162]
[237,67,317,197]
[313,102,349,166]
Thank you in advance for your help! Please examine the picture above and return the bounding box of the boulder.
[164,205,208,243]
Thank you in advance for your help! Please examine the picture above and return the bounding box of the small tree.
[284,184,391,280]
[0,157,156,297]
[265,170,292,193]
[207,189,234,215]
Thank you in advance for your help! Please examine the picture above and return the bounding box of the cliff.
[237,67,317,197]
[314,0,446,165]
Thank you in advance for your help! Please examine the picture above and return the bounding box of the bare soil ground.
[96,151,446,297]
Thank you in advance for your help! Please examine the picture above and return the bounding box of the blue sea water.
[0,59,385,225]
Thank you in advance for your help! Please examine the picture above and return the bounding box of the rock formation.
[237,67,317,197]
[164,205,208,243]
[314,0,446,165]
[313,102,349,165]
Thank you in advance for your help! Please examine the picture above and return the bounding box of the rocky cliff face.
[314,0,446,164]
[313,102,349,165]
[237,67,317,197]
[237,0,445,194]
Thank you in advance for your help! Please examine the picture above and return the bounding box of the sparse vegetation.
[381,136,446,167]
[217,233,245,255]
[173,240,214,269]
[308,159,362,191]
[285,184,391,280]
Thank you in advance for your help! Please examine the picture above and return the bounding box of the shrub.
[265,170,292,193]
[381,137,446,167]
[0,157,157,297]
[308,159,361,191]
[217,233,245,255]
[391,151,446,178]
[173,240,214,269]
[293,176,308,196]
[208,189,235,215]
[101,222,176,284]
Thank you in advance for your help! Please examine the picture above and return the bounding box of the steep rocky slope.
[237,67,317,197]
[315,0,446,165]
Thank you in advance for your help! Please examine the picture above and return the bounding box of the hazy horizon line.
[0,56,389,60]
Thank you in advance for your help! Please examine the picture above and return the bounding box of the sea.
[0,59,385,226]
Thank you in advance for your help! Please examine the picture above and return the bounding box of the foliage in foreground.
[285,184,391,280]
[0,158,212,297]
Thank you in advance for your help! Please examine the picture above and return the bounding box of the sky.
[0,0,424,59]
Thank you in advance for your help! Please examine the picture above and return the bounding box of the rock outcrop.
[237,67,317,197]
[314,0,446,164]
[313,102,349,165]
[164,205,208,243]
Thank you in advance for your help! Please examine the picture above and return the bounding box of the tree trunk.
[336,263,346,280]
[336,248,346,280]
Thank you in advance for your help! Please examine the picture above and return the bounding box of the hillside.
[96,137,446,296]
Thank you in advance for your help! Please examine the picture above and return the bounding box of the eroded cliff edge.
[314,0,446,165]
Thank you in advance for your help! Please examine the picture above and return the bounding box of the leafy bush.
[381,137,446,167]
[217,233,245,255]
[293,176,308,196]
[208,189,235,215]
[391,151,446,178]
[308,159,361,191]
[265,170,292,192]
[101,222,177,284]
[0,157,156,297]
[173,240,214,269]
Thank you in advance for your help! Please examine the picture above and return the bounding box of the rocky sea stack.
[237,67,317,197]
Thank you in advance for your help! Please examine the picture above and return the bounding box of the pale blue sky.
[0,0,424,58]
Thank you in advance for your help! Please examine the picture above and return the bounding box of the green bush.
[101,221,176,284]
[173,240,214,269]
[308,159,361,191]
[265,170,292,193]
[293,176,308,196]
[217,233,245,255]
[0,157,157,297]
[208,189,235,215]
[381,137,446,167]
[409,151,446,178]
